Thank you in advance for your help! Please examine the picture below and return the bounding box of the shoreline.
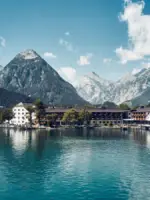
[0,124,144,131]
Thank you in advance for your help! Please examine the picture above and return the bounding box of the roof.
[45,108,129,113]
[132,108,150,112]
[14,102,35,108]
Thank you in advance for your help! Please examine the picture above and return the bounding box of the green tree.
[27,106,35,127]
[34,99,45,125]
[119,103,130,110]
[46,114,58,127]
[78,108,91,125]
[102,101,117,109]
[62,109,78,125]
[2,109,13,122]
[0,110,3,123]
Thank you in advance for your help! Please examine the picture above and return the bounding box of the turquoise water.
[0,128,150,200]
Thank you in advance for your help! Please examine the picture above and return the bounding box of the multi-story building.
[123,108,150,125]
[131,108,150,121]
[89,109,130,126]
[45,108,130,126]
[10,102,36,126]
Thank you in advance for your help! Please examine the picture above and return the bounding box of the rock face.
[0,88,33,107]
[75,69,150,106]
[0,65,3,71]
[74,72,114,105]
[0,50,87,105]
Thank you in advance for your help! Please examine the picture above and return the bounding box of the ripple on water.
[0,128,150,199]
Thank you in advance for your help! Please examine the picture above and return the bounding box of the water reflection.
[1,128,150,158]
[0,128,150,199]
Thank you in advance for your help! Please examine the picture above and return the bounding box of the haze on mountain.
[0,49,87,106]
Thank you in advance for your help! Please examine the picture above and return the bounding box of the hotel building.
[10,102,36,126]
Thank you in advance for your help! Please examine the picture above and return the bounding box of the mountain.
[0,49,87,105]
[0,88,33,107]
[126,87,150,107]
[101,101,118,109]
[74,72,114,104]
[0,65,3,71]
[75,69,150,106]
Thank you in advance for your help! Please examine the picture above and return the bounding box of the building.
[10,102,36,126]
[45,108,130,126]
[89,109,130,126]
[131,108,150,121]
[123,108,150,125]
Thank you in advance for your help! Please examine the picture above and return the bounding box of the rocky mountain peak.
[0,50,87,106]
[16,49,39,60]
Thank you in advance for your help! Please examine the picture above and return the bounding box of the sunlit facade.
[10,102,36,126]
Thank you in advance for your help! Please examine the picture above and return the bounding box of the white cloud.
[59,38,73,51]
[77,53,93,66]
[57,67,77,83]
[0,36,6,47]
[116,0,150,63]
[115,47,142,64]
[103,58,112,64]
[65,32,70,36]
[43,52,57,59]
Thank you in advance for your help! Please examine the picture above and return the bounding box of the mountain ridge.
[75,68,150,106]
[0,88,33,107]
[0,49,87,106]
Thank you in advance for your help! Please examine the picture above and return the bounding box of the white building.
[10,102,36,126]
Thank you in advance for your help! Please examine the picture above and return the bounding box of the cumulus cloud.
[115,47,142,64]
[103,58,112,64]
[59,38,73,51]
[116,0,150,64]
[77,53,93,66]
[0,36,6,47]
[43,52,57,59]
[57,67,77,83]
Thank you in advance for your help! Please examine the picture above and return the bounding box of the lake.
[0,128,150,200]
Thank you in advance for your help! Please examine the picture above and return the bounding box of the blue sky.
[0,0,150,82]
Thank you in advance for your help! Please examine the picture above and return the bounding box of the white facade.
[10,102,36,126]
[146,113,150,121]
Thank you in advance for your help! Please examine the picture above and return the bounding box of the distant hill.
[0,88,33,107]
[101,101,118,109]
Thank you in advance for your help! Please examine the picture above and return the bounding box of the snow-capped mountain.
[74,72,114,104]
[0,49,87,105]
[0,65,3,71]
[75,69,150,106]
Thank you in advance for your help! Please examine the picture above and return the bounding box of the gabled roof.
[14,102,35,108]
